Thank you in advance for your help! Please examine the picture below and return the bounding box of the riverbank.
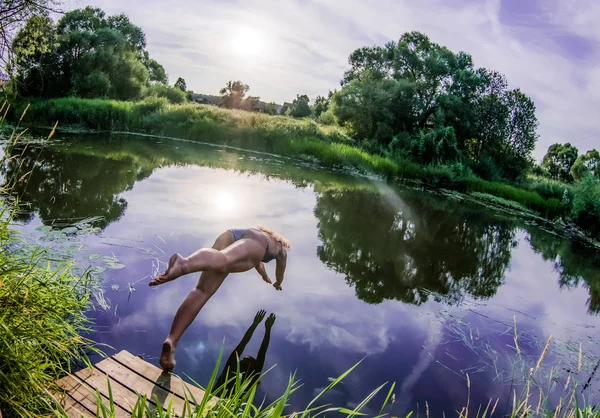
[5,97,599,241]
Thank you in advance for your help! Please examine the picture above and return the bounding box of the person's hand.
[265,313,276,328]
[253,310,266,325]
[273,283,282,291]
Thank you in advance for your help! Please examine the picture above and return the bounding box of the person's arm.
[255,262,272,284]
[273,252,287,291]
[254,313,275,373]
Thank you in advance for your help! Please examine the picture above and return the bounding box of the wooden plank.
[74,366,139,413]
[112,350,212,405]
[94,357,191,415]
[56,374,130,418]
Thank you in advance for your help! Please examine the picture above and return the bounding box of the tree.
[334,31,539,179]
[311,95,329,118]
[542,143,579,183]
[265,102,279,115]
[0,0,62,66]
[174,77,186,92]
[571,149,600,181]
[219,80,250,109]
[9,7,163,100]
[288,94,311,118]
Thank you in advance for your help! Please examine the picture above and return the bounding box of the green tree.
[542,143,579,183]
[9,7,162,100]
[0,0,61,66]
[334,31,539,180]
[288,94,311,118]
[219,80,250,109]
[311,95,329,118]
[265,102,279,115]
[174,77,186,92]
[571,149,600,181]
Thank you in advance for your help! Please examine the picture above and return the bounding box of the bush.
[571,175,600,238]
[318,108,337,125]
[143,83,187,104]
[469,156,502,181]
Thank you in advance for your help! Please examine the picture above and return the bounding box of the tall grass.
[0,107,97,417]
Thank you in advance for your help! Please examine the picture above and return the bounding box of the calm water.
[3,132,600,416]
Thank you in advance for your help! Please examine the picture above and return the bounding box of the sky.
[63,0,600,159]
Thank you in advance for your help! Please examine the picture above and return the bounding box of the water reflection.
[314,187,516,305]
[216,310,275,394]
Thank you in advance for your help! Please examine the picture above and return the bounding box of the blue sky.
[65,0,600,159]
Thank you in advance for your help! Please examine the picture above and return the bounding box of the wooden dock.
[52,350,213,417]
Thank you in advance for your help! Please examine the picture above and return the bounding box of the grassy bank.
[5,97,596,235]
[0,207,95,417]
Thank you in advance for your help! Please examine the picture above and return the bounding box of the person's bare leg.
[160,232,233,371]
[160,270,228,371]
[149,248,227,286]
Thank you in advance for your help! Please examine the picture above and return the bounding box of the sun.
[230,26,266,56]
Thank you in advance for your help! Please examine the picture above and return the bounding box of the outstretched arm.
[273,252,287,291]
[255,313,275,373]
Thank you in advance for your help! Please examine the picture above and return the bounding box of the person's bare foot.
[160,339,176,372]
[149,253,185,286]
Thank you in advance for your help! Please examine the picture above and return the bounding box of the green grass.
[0,115,98,417]
[5,97,595,237]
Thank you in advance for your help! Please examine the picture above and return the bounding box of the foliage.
[174,76,187,92]
[219,80,258,111]
[143,82,186,104]
[0,119,96,417]
[571,148,600,181]
[288,93,311,118]
[571,175,600,238]
[265,101,279,115]
[542,142,579,183]
[0,0,62,67]
[8,6,166,100]
[311,94,329,117]
[333,31,539,180]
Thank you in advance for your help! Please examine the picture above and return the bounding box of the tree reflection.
[528,229,600,314]
[314,187,516,305]
[1,144,152,228]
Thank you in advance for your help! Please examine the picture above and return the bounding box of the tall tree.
[311,95,329,118]
[288,94,311,118]
[174,76,186,92]
[0,0,61,66]
[542,143,579,183]
[219,80,258,111]
[9,7,164,100]
[571,149,600,181]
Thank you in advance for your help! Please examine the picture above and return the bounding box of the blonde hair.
[256,225,291,251]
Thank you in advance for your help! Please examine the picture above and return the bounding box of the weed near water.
[0,113,98,417]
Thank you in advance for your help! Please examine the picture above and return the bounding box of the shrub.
[571,175,600,238]
[143,83,187,104]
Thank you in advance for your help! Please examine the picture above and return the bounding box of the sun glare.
[215,190,237,212]
[230,27,265,56]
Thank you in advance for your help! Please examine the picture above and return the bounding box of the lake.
[3,132,600,416]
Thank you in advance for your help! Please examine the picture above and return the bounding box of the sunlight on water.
[215,190,238,213]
